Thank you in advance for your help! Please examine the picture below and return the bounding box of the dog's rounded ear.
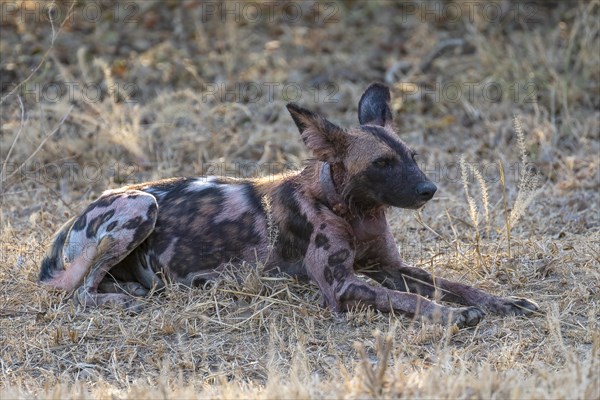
[286,103,347,162]
[358,83,393,126]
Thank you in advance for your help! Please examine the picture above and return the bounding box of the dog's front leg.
[336,276,485,328]
[389,264,540,316]
[358,226,539,316]
[305,238,484,328]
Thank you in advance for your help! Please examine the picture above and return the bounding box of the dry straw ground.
[1,1,598,399]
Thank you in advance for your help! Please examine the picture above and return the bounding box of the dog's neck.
[320,162,348,216]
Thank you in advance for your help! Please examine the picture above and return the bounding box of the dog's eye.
[373,158,393,168]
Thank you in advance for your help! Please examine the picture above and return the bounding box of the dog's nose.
[416,182,437,200]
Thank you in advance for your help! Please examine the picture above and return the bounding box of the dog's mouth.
[401,199,431,210]
[344,189,433,212]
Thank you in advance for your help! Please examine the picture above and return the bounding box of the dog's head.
[287,83,436,211]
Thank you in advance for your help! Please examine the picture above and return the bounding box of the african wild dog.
[39,83,538,327]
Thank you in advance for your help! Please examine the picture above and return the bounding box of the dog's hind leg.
[40,190,158,309]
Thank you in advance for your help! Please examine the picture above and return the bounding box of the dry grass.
[1,1,599,398]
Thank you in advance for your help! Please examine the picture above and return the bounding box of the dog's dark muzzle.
[416,181,437,202]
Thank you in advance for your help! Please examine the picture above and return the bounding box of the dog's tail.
[39,216,76,284]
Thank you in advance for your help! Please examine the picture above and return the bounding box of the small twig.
[49,2,57,40]
[415,209,442,239]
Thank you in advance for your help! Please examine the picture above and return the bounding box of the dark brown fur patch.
[340,283,377,303]
[315,233,330,250]
[86,210,116,238]
[323,267,334,285]
[328,249,350,266]
[123,216,143,230]
[333,264,348,281]
[146,203,158,220]
[275,182,314,262]
[242,183,263,211]
[124,202,158,252]
[90,194,120,209]
[173,211,262,274]
[132,177,196,193]
[72,214,87,231]
[106,221,118,232]
[39,224,71,282]
[127,214,156,252]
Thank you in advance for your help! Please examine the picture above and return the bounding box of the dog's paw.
[488,296,540,316]
[74,287,145,313]
[453,306,485,328]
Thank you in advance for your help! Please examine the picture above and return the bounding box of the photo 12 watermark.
[397,81,539,104]
[1,81,140,104]
[397,1,539,24]
[201,82,339,103]
[0,161,141,190]
[0,1,539,29]
[197,1,340,24]
[1,1,140,24]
